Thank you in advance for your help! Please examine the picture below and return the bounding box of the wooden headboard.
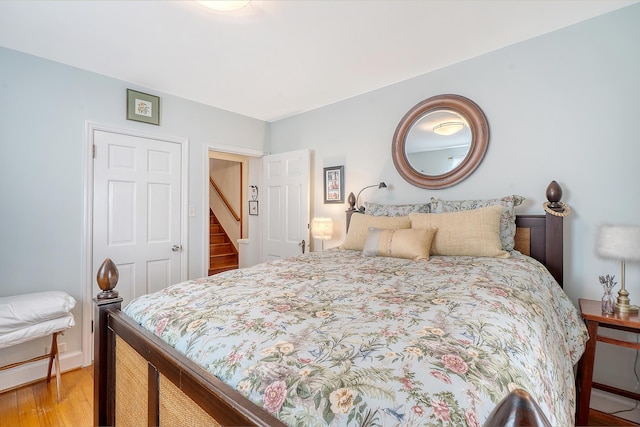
[514,214,563,286]
[345,208,565,287]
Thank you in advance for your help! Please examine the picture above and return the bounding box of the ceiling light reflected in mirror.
[433,121,465,136]
[196,0,251,12]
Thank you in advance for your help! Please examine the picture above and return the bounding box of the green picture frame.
[127,89,160,125]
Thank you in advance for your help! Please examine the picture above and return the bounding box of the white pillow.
[0,291,76,334]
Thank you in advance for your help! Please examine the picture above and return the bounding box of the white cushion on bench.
[0,291,76,335]
[0,313,75,349]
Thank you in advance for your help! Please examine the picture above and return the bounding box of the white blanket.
[0,313,75,349]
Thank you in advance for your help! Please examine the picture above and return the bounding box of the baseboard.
[0,350,83,393]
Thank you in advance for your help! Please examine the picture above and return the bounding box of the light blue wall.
[2,2,639,396]
[0,47,267,364]
[271,5,640,392]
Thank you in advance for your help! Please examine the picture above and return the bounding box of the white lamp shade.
[311,217,333,240]
[596,225,640,261]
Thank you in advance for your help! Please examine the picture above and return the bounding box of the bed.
[93,191,588,427]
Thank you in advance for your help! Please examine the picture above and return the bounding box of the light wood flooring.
[0,365,637,426]
[0,367,93,427]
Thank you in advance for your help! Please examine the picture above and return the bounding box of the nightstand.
[576,298,640,426]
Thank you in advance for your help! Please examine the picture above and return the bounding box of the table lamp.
[596,224,640,314]
[311,217,333,250]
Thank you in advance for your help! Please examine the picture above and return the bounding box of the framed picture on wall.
[323,165,344,204]
[127,89,160,125]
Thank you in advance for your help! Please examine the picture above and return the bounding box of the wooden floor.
[0,367,93,427]
[0,366,637,426]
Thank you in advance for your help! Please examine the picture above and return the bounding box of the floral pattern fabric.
[363,202,430,216]
[124,249,587,427]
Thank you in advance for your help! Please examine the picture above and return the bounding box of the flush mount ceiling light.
[433,121,464,136]
[196,0,251,12]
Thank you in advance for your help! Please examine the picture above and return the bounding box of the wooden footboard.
[93,297,286,427]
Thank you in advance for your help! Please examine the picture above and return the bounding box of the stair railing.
[209,177,240,222]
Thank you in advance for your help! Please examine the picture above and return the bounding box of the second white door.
[92,130,184,306]
[262,149,310,261]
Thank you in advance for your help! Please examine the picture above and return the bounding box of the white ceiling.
[0,0,635,122]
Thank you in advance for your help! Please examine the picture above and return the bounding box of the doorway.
[82,122,188,365]
[207,150,250,271]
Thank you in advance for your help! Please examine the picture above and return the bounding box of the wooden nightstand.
[576,298,640,426]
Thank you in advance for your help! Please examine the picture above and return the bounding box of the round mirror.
[392,94,489,189]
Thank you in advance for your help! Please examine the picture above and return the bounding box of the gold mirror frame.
[392,94,489,189]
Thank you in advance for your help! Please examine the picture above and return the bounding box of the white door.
[262,149,310,261]
[92,130,183,306]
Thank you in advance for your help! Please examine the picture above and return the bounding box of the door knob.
[171,245,182,252]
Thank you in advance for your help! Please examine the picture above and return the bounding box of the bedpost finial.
[546,180,563,209]
[347,192,357,211]
[483,389,552,427]
[96,258,119,300]
[543,181,571,217]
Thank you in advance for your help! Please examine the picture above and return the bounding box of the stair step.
[210,243,236,255]
[209,209,238,275]
[210,233,229,244]
[209,253,238,264]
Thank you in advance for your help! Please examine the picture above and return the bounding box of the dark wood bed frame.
[94,197,566,427]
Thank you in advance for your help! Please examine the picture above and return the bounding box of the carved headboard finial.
[544,180,571,217]
[546,181,562,209]
[347,192,357,212]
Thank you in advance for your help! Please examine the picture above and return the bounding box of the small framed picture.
[323,165,344,204]
[249,200,259,215]
[127,89,160,125]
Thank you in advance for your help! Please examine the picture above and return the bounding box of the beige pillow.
[430,195,525,251]
[342,214,411,251]
[409,206,509,258]
[363,227,436,260]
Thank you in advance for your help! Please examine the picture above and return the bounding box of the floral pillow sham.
[363,201,430,217]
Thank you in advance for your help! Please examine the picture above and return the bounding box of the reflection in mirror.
[392,94,489,190]
[405,109,471,175]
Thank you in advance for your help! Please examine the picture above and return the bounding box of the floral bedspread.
[124,249,588,427]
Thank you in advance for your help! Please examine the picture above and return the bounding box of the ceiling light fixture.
[433,121,464,136]
[196,0,251,12]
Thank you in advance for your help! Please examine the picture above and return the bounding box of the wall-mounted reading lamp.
[346,182,387,213]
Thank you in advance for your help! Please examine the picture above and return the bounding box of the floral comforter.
[124,249,588,427]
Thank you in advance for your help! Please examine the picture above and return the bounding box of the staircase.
[208,209,238,275]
